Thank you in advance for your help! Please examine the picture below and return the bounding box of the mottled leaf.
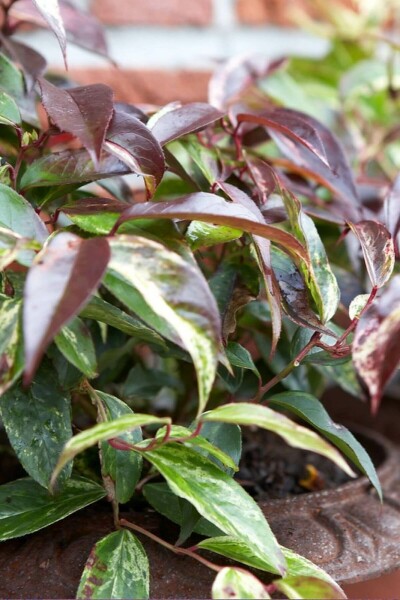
[51,414,170,487]
[54,317,97,378]
[0,476,105,540]
[0,298,24,394]
[77,529,149,600]
[0,362,72,488]
[268,392,381,498]
[104,235,220,415]
[0,183,48,241]
[39,79,114,166]
[145,444,286,575]
[202,403,354,476]
[150,102,223,146]
[276,577,344,599]
[212,567,271,599]
[23,232,110,383]
[97,390,143,504]
[349,293,369,320]
[113,193,308,264]
[348,220,394,288]
[80,295,165,347]
[105,111,165,197]
[32,0,67,65]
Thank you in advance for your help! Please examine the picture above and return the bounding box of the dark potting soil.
[237,428,354,500]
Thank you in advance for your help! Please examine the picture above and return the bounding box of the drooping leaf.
[201,403,355,476]
[280,189,340,323]
[3,39,46,91]
[282,547,345,592]
[0,298,24,394]
[32,0,67,65]
[0,90,21,126]
[145,444,286,575]
[113,193,308,264]
[54,316,97,378]
[0,183,48,241]
[353,276,400,414]
[268,392,381,498]
[348,220,395,288]
[105,111,165,197]
[0,362,72,488]
[80,295,165,347]
[39,79,114,166]
[142,482,222,538]
[212,567,271,600]
[150,102,223,145]
[104,235,221,415]
[0,476,106,540]
[20,150,129,197]
[275,576,344,600]
[51,414,170,487]
[23,232,110,383]
[77,529,149,600]
[97,390,143,504]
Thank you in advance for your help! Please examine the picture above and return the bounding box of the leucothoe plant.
[0,1,399,599]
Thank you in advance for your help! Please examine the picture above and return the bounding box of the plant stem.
[120,518,222,573]
[334,285,378,347]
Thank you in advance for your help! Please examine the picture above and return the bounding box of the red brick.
[91,0,213,27]
[68,68,211,105]
[235,0,302,26]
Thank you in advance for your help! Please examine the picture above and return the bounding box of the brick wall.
[15,0,329,105]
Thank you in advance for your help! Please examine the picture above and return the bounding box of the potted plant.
[0,1,399,598]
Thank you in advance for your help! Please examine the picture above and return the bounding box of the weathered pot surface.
[260,426,400,584]
[0,424,399,598]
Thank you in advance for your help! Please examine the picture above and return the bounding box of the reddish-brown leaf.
[113,192,308,264]
[353,276,400,413]
[32,0,66,65]
[39,79,114,166]
[348,220,395,288]
[105,111,165,198]
[2,39,46,91]
[23,233,110,384]
[150,102,223,146]
[243,153,276,204]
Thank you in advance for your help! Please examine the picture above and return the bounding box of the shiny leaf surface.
[348,221,394,288]
[212,568,271,599]
[150,102,223,146]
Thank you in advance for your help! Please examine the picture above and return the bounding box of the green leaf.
[291,326,349,366]
[105,235,221,415]
[0,476,106,540]
[97,390,143,504]
[202,402,355,477]
[0,363,72,488]
[282,547,344,592]
[281,191,340,323]
[0,53,25,98]
[275,576,345,599]
[51,414,170,488]
[0,297,24,394]
[268,392,381,499]
[196,421,242,476]
[142,482,222,538]
[0,91,21,126]
[145,443,286,575]
[0,183,48,242]
[186,221,242,250]
[212,568,271,600]
[77,529,149,599]
[80,295,165,348]
[226,342,261,380]
[54,317,97,378]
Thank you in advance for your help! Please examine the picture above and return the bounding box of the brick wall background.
[15,0,329,105]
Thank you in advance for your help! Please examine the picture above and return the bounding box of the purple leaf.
[150,102,223,146]
[39,78,114,167]
[353,276,400,414]
[113,192,308,264]
[2,39,46,91]
[105,111,165,198]
[217,182,282,355]
[348,220,395,288]
[238,109,330,168]
[11,0,108,59]
[63,198,128,215]
[384,175,400,256]
[32,0,67,66]
[23,233,110,384]
[243,153,276,204]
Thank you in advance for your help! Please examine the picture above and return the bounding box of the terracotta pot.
[0,396,399,598]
